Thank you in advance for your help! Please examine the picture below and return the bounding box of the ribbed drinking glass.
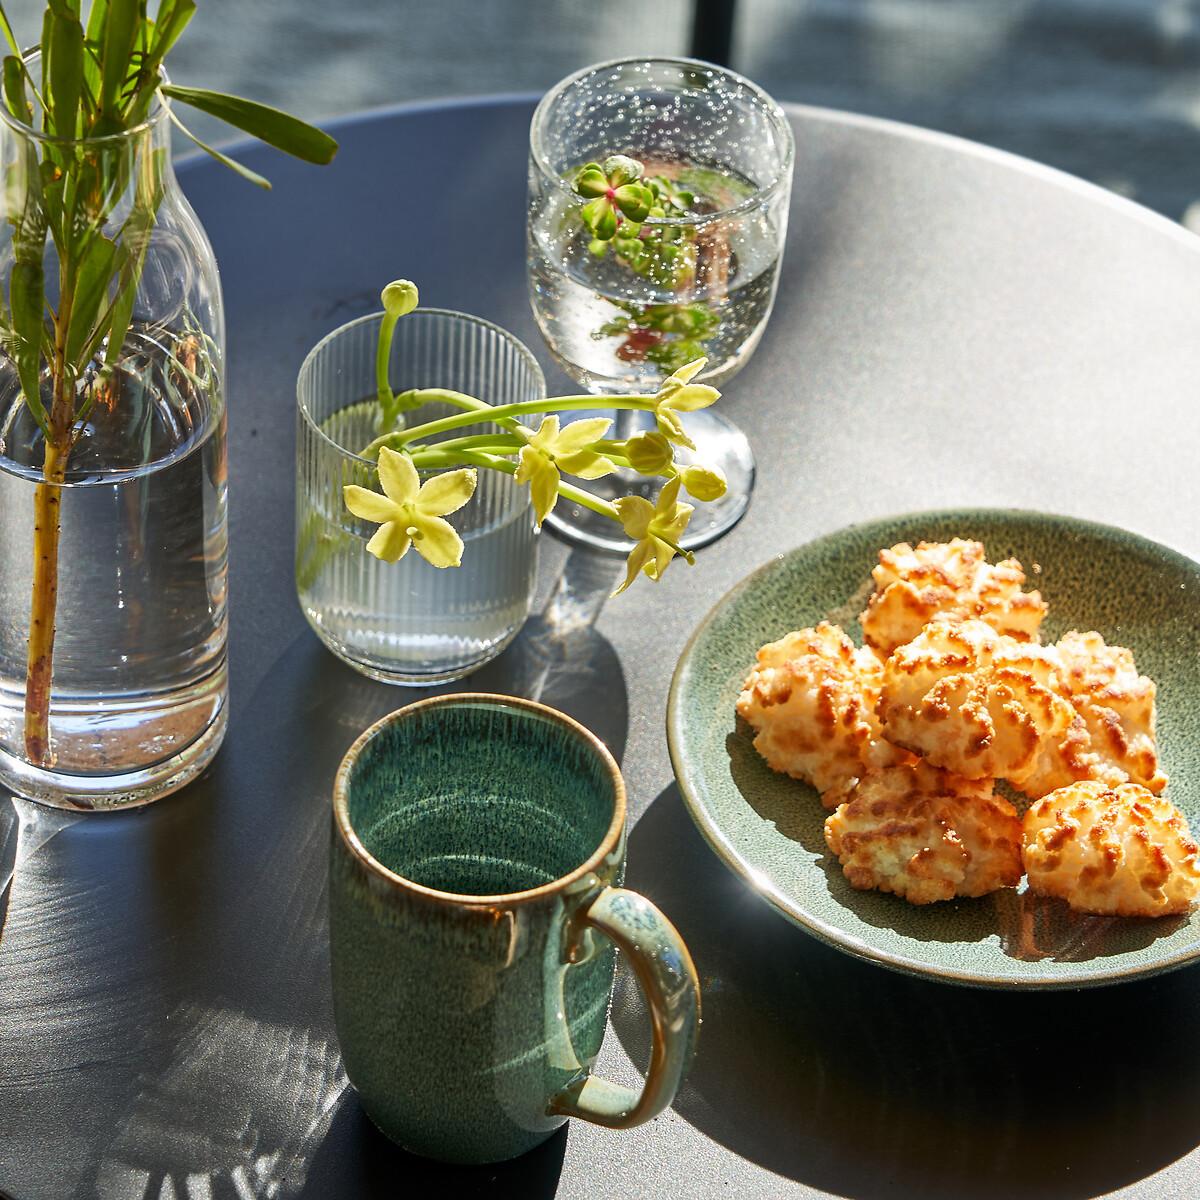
[296,310,543,684]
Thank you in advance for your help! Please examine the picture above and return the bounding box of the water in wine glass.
[528,159,782,393]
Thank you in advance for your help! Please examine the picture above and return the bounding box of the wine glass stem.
[613,406,641,442]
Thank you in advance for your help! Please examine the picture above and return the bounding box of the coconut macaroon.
[877,618,1075,785]
[1055,631,1166,792]
[1023,782,1200,916]
[736,621,904,808]
[1013,631,1166,799]
[824,761,1023,905]
[859,538,1048,656]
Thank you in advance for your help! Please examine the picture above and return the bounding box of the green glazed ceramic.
[330,693,700,1164]
[667,509,1200,989]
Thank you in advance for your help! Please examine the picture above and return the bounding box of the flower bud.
[681,463,727,501]
[381,279,419,318]
[625,430,674,475]
[603,154,644,186]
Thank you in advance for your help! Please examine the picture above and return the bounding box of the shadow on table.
[0,547,627,1199]
[614,783,1200,1200]
[304,1094,567,1199]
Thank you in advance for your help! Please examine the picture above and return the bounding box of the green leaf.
[10,259,47,431]
[3,55,29,123]
[573,163,609,198]
[64,233,118,363]
[150,0,193,59]
[82,0,107,99]
[84,0,109,42]
[161,84,337,165]
[581,195,616,239]
[104,146,165,366]
[613,183,653,223]
[98,0,138,117]
[166,106,271,189]
[40,8,54,120]
[0,3,22,58]
[47,10,84,139]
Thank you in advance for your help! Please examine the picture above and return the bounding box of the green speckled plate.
[667,509,1200,989]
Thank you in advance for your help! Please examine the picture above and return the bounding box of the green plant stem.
[394,386,521,428]
[375,309,398,412]
[363,391,657,456]
[408,446,622,522]
[420,432,525,455]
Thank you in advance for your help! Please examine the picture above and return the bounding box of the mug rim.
[332,693,627,907]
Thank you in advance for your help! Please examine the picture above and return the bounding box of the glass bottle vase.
[0,74,227,811]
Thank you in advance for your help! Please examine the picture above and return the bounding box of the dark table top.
[2,96,1200,1200]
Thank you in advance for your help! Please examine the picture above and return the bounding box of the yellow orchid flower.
[514,415,616,524]
[612,476,696,595]
[344,446,476,568]
[653,358,720,451]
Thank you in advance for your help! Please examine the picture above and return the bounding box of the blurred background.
[5,0,1200,225]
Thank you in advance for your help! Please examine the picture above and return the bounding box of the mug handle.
[548,886,700,1129]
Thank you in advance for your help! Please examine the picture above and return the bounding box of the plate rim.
[666,506,1200,990]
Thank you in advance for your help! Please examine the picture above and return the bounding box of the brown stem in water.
[23,287,75,768]
[23,433,67,766]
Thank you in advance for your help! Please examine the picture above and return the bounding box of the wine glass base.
[543,409,755,554]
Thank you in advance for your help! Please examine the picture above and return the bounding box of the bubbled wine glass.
[527,56,794,552]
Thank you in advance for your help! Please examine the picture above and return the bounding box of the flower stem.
[375,310,399,413]
[393,387,523,430]
[409,447,621,521]
[366,391,657,454]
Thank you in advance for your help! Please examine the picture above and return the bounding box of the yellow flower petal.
[655,408,695,451]
[417,468,477,517]
[656,475,683,513]
[612,538,653,596]
[514,443,541,484]
[650,532,680,578]
[365,521,412,562]
[528,414,560,451]
[376,446,420,505]
[410,514,465,568]
[666,383,720,413]
[556,449,616,480]
[613,495,654,539]
[657,502,694,545]
[553,416,613,454]
[344,484,400,524]
[529,458,561,525]
[666,358,707,386]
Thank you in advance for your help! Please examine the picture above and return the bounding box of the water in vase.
[0,327,228,805]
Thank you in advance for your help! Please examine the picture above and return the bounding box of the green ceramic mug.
[330,693,701,1164]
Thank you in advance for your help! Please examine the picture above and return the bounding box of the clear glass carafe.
[0,71,227,811]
